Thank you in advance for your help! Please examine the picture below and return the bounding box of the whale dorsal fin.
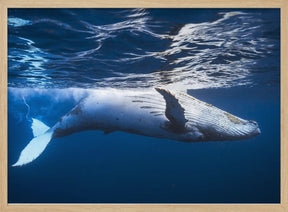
[155,88,187,132]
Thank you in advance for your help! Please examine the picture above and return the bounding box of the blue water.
[8,9,280,203]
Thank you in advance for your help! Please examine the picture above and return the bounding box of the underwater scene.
[8,9,280,203]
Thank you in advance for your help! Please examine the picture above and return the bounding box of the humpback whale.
[12,88,260,167]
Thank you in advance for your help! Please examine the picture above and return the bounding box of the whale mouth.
[224,122,261,140]
[239,126,261,140]
[253,127,261,135]
[243,120,260,137]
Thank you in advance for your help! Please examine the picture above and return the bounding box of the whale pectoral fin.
[155,88,187,132]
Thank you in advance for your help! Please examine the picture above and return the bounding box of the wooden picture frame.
[1,0,287,211]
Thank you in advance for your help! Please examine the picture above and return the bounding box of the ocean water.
[8,9,280,203]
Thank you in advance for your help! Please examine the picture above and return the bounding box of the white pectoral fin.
[155,87,187,130]
[12,119,53,167]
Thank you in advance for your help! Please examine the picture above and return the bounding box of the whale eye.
[186,131,204,141]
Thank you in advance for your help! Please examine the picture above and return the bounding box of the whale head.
[154,87,261,142]
[184,113,261,142]
[203,119,261,141]
[236,120,261,139]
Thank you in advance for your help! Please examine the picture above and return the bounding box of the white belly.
[55,89,176,139]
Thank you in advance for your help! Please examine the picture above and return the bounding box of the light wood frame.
[0,0,287,211]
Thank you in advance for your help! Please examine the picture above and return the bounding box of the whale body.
[12,88,260,167]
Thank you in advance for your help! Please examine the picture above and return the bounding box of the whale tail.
[12,118,53,167]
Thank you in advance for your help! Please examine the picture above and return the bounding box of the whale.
[12,87,261,167]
